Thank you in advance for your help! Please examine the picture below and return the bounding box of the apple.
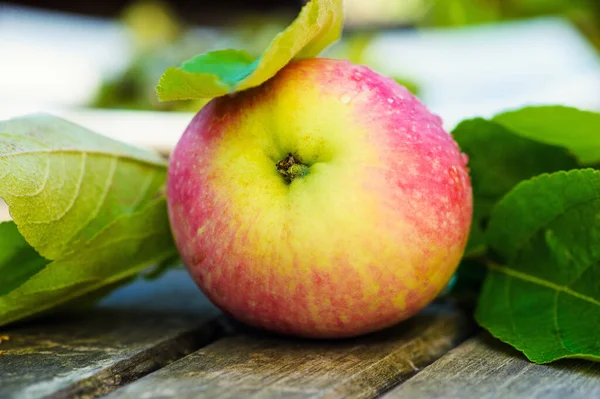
[167,58,472,338]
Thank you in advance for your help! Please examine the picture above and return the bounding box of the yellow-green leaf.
[0,198,175,326]
[0,114,176,327]
[156,0,343,102]
[0,114,167,260]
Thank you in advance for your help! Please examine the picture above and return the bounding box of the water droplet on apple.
[387,98,394,104]
[340,93,353,104]
[352,72,363,81]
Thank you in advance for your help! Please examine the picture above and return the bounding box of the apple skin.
[167,58,472,338]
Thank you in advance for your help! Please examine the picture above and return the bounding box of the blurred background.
[1,0,599,152]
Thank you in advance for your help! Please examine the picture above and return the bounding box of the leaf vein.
[507,176,600,261]
[60,156,119,253]
[130,172,157,211]
[81,229,168,253]
[490,262,600,307]
[0,148,166,169]
[506,275,522,350]
[553,291,569,354]
[24,152,87,226]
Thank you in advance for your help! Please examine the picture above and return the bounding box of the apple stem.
[276,153,310,184]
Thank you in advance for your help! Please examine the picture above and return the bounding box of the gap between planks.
[48,317,231,399]
[101,301,475,399]
[0,270,223,399]
[382,333,600,399]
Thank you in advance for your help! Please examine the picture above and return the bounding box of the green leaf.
[452,118,579,255]
[0,199,175,326]
[0,113,167,259]
[420,0,500,27]
[476,169,600,363]
[0,221,49,296]
[156,0,343,101]
[0,114,177,326]
[494,106,600,164]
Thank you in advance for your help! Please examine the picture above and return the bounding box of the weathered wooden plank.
[0,269,222,399]
[383,333,600,399]
[103,301,475,399]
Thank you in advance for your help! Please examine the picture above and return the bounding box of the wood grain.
[383,333,600,399]
[0,270,222,399]
[104,301,475,399]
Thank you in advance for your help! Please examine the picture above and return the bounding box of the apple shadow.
[218,299,475,349]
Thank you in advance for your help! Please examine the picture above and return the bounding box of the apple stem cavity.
[276,153,310,184]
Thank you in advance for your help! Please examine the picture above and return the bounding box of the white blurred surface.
[0,4,132,107]
[0,5,598,147]
[367,17,600,128]
[0,199,8,222]
[0,104,192,152]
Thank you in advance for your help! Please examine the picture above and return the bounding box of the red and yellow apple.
[167,58,472,338]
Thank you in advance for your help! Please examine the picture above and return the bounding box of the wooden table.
[1,269,599,399]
